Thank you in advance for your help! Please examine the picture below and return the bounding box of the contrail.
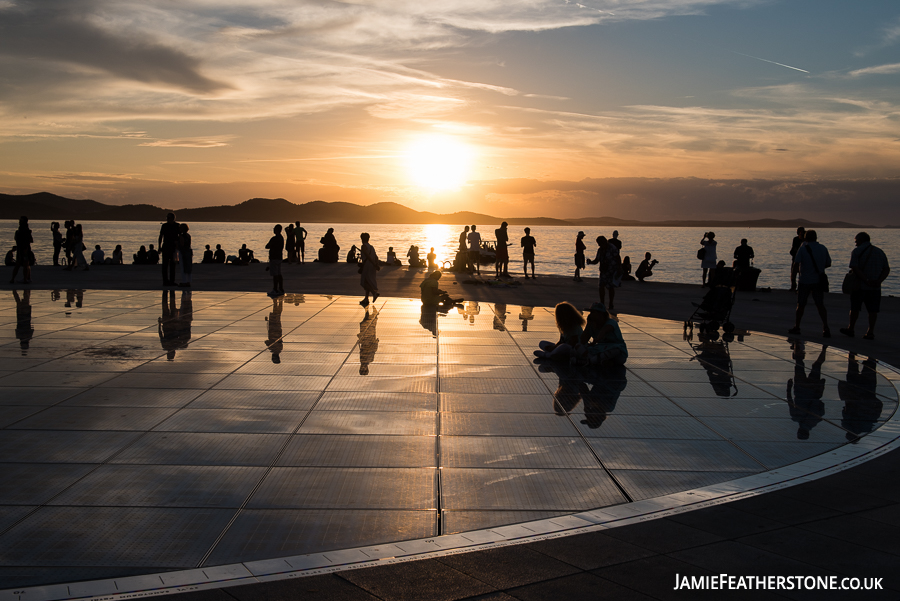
[731,51,810,74]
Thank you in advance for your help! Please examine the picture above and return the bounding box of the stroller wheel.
[722,332,735,343]
[723,322,735,333]
[708,330,720,341]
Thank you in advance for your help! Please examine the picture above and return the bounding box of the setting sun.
[405,135,473,191]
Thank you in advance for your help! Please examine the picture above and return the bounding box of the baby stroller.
[685,267,736,341]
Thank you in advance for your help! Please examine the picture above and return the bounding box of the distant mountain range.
[0,191,882,228]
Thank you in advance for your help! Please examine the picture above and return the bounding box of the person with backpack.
[789,229,831,338]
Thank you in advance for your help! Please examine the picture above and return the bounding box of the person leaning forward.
[840,232,890,340]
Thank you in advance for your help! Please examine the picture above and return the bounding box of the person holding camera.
[699,232,717,287]
[636,252,658,282]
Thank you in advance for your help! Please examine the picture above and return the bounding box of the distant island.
[0,191,879,229]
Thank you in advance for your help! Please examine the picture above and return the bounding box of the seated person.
[347,245,359,263]
[5,246,16,267]
[710,260,734,287]
[201,244,214,263]
[407,245,424,267]
[110,245,123,264]
[384,247,402,266]
[238,244,256,264]
[213,244,226,263]
[133,245,147,264]
[427,247,437,269]
[420,271,460,309]
[90,245,105,265]
[147,244,160,264]
[621,256,635,281]
[636,252,658,282]
[534,302,584,360]
[576,302,628,366]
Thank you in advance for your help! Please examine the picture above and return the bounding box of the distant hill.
[0,192,874,228]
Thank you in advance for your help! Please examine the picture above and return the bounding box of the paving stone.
[665,504,786,538]
[226,574,379,601]
[506,572,655,601]
[601,518,725,554]
[337,558,495,601]
[436,545,579,589]
[526,531,656,570]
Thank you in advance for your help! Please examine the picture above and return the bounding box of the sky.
[1,0,899,223]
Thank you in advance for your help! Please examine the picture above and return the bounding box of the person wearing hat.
[575,302,628,367]
[574,231,586,282]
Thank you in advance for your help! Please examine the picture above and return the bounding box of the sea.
[3,220,898,295]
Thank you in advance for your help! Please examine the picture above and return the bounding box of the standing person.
[840,232,890,340]
[10,216,33,284]
[789,226,806,292]
[734,238,754,270]
[178,223,193,288]
[158,212,180,287]
[458,225,470,253]
[494,221,510,278]
[63,220,75,269]
[610,230,622,250]
[466,225,481,275]
[521,227,537,279]
[266,224,285,297]
[588,235,621,311]
[51,222,63,266]
[699,231,717,287]
[295,222,308,263]
[789,229,831,337]
[72,223,88,271]
[573,231,586,282]
[358,232,379,306]
[427,247,437,270]
[285,223,297,264]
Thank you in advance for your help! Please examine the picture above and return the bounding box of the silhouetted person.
[733,238,754,270]
[158,212,180,286]
[636,252,657,282]
[521,227,536,279]
[494,221,510,277]
[573,231,586,282]
[358,306,379,374]
[427,247,437,270]
[359,232,379,306]
[519,306,534,331]
[385,247,401,266]
[90,245,105,265]
[535,302,584,361]
[266,224,285,297]
[134,245,148,264]
[5,246,15,267]
[13,289,33,355]
[587,236,621,311]
[840,232,890,340]
[407,245,424,268]
[202,245,214,263]
[610,230,622,251]
[147,244,160,264]
[492,303,507,332]
[10,216,33,284]
[575,302,628,367]
[285,223,297,264]
[621,256,634,281]
[692,339,734,397]
[319,228,339,263]
[839,353,883,441]
[51,222,63,266]
[111,245,123,265]
[63,220,75,268]
[178,223,192,287]
[159,290,192,360]
[710,260,734,287]
[578,363,627,428]
[65,288,84,308]
[790,226,806,292]
[72,223,87,271]
[347,244,360,263]
[213,244,225,263]
[699,231,717,287]
[789,229,831,337]
[458,225,470,252]
[420,270,457,310]
[265,295,284,363]
[295,222,308,262]
[786,341,827,439]
[466,225,481,274]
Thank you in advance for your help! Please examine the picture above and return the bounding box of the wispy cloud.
[848,63,900,77]
[138,137,234,148]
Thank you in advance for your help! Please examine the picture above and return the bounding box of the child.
[534,302,584,360]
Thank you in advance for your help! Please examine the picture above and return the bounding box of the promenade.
[1,263,898,600]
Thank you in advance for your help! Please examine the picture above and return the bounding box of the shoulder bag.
[841,246,872,294]
[805,245,829,293]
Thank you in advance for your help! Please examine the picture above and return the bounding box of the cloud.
[848,63,900,77]
[138,137,234,148]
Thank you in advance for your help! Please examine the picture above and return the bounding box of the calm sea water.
[3,220,898,295]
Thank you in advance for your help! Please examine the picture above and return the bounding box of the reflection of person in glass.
[159,290,192,360]
[358,306,379,375]
[492,303,507,332]
[786,341,827,440]
[519,306,534,331]
[839,353,883,442]
[459,300,480,324]
[14,290,34,354]
[265,295,284,364]
[578,364,627,428]
[65,289,84,308]
[691,339,735,397]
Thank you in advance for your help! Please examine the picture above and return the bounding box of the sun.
[405,135,473,191]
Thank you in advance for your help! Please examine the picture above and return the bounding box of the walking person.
[699,231,717,287]
[358,232,380,306]
[521,227,537,279]
[789,230,831,337]
[177,223,193,287]
[158,212,180,287]
[266,224,285,297]
[573,231,586,282]
[588,235,621,312]
[9,216,33,284]
[789,227,806,292]
[494,221,510,278]
[51,222,63,266]
[840,232,890,340]
[467,225,481,275]
[295,222,308,263]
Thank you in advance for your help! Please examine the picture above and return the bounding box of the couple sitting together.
[535,301,628,367]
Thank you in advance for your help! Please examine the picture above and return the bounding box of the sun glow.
[405,135,473,191]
